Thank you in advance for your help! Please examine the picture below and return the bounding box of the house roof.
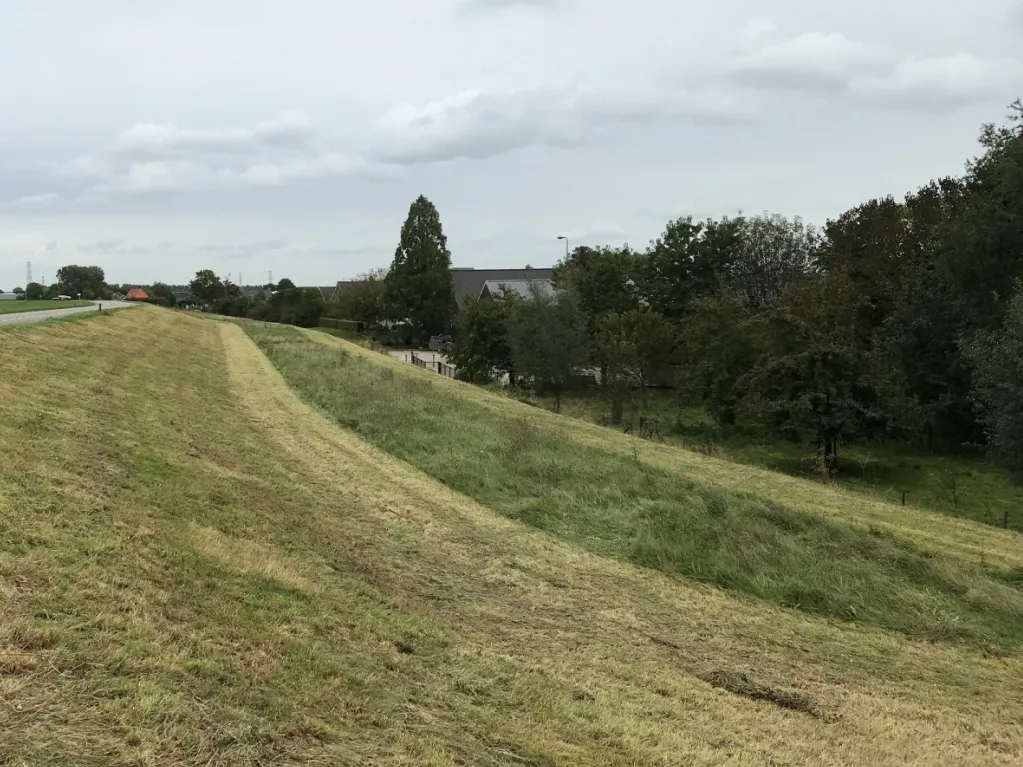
[331,267,555,310]
[451,267,553,309]
[125,287,148,299]
[480,279,555,300]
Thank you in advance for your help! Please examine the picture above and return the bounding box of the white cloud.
[726,30,885,90]
[723,25,1019,112]
[109,111,315,159]
[236,153,371,186]
[852,54,1018,110]
[10,192,59,206]
[372,84,747,164]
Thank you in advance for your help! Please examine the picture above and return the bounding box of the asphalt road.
[0,300,139,327]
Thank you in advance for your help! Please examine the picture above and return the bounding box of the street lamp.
[556,235,569,257]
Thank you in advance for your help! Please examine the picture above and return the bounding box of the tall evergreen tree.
[385,195,456,342]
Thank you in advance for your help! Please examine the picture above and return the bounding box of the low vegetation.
[2,308,1022,763]
[244,322,1023,653]
[505,385,1023,533]
[0,299,91,314]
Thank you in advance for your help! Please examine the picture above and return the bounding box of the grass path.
[1,308,1021,764]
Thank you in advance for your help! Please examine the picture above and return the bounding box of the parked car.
[55,295,73,300]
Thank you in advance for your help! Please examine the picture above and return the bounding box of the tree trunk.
[610,389,624,426]
[826,436,838,475]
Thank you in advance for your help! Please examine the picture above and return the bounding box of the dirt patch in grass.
[700,670,821,718]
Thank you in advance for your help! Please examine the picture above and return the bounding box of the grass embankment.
[251,322,1023,652]
[499,385,1023,533]
[3,309,1023,764]
[0,299,92,314]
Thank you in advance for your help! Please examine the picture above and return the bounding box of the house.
[315,286,338,301]
[451,267,554,310]
[125,287,148,300]
[478,279,555,302]
[327,266,556,311]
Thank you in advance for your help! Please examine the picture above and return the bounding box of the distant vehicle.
[55,295,73,300]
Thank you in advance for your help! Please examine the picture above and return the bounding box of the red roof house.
[125,288,148,300]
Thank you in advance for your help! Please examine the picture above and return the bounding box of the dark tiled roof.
[480,279,555,300]
[451,267,553,309]
[332,268,554,310]
[333,281,356,296]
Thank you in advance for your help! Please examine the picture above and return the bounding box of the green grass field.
[253,322,1023,652]
[476,381,1023,533]
[2,309,1022,764]
[0,299,92,314]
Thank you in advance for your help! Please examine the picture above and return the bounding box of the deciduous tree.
[56,265,106,299]
[508,286,590,411]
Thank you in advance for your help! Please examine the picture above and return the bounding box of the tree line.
[184,270,325,326]
[332,102,1023,479]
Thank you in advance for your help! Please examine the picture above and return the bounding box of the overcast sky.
[1,0,1021,288]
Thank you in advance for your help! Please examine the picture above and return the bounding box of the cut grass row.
[0,299,92,314]
[241,321,1023,653]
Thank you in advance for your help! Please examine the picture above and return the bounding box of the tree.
[12,287,24,299]
[385,195,455,342]
[24,282,44,300]
[739,273,909,474]
[966,284,1023,482]
[189,270,226,303]
[553,245,640,327]
[622,309,676,393]
[729,214,820,310]
[56,265,106,299]
[149,282,177,307]
[266,288,325,327]
[330,269,387,325]
[677,290,756,427]
[639,216,743,320]
[507,286,590,411]
[595,309,677,424]
[276,278,296,291]
[595,313,638,425]
[451,294,517,384]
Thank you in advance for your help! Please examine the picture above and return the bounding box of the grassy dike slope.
[242,324,1023,652]
[0,309,1019,765]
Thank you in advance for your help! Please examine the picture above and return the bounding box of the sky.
[1,0,1021,288]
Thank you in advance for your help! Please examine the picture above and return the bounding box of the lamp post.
[556,235,569,258]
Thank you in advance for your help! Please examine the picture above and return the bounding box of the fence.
[411,352,458,379]
[319,317,365,333]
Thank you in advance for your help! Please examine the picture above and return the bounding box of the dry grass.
[1,309,1022,764]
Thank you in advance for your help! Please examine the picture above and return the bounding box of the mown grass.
[516,387,1023,532]
[0,299,92,314]
[3,308,1023,764]
[242,322,1023,652]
